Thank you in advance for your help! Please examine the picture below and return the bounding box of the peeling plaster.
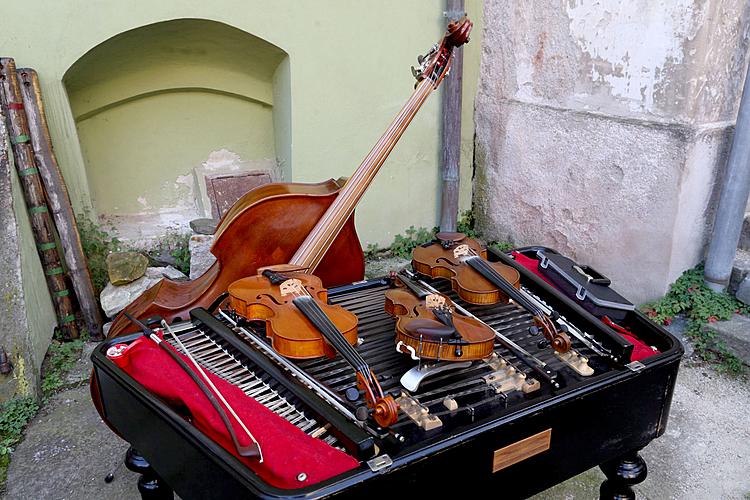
[566,0,700,113]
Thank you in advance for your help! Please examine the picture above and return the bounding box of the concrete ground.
[3,324,749,499]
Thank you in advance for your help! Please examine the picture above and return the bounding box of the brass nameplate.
[492,428,551,473]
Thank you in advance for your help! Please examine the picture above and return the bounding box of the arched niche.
[63,18,291,241]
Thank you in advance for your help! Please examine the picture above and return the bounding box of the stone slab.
[704,314,750,366]
[736,275,750,306]
[100,266,187,318]
[106,252,148,286]
[62,342,97,388]
[189,218,218,235]
[729,249,750,294]
[189,234,216,280]
[738,214,750,252]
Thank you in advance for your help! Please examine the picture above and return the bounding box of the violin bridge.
[279,279,305,296]
[555,349,594,376]
[424,294,446,309]
[396,392,442,431]
[453,244,471,258]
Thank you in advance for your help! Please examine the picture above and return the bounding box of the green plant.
[76,212,121,294]
[456,210,479,239]
[145,231,191,276]
[364,243,381,259]
[0,396,39,488]
[41,339,85,396]
[641,264,749,374]
[490,241,515,253]
[390,226,438,259]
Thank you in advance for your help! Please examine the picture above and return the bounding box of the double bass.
[105,17,473,339]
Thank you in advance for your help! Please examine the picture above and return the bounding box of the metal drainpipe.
[439,0,465,233]
[704,62,750,292]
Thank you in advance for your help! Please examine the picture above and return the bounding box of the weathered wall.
[0,1,484,248]
[475,0,750,303]
[0,108,57,399]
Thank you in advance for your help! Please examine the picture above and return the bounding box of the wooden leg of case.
[125,447,174,500]
[599,450,648,500]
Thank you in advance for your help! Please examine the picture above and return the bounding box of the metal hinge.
[626,360,646,372]
[367,454,393,472]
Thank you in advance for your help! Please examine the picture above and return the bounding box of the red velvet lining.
[108,336,358,489]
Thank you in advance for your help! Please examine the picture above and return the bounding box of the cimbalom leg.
[125,447,174,500]
[599,449,648,500]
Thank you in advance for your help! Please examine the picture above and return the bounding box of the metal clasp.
[367,454,393,472]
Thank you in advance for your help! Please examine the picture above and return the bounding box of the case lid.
[536,251,634,312]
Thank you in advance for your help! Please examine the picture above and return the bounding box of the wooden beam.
[18,68,103,339]
[0,58,79,339]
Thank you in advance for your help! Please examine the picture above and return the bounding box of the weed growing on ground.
[390,226,438,258]
[366,210,513,260]
[641,264,749,374]
[41,340,85,397]
[76,212,122,294]
[0,397,39,488]
[456,210,479,239]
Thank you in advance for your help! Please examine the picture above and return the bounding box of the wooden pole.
[439,0,465,233]
[0,58,79,339]
[17,68,102,339]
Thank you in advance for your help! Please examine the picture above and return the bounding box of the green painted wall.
[10,160,57,395]
[77,92,275,214]
[1,0,483,246]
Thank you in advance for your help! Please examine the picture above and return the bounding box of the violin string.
[295,84,432,270]
[462,247,544,315]
[290,286,370,376]
[292,80,435,270]
[296,79,432,261]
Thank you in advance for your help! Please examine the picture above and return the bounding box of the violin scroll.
[445,16,473,48]
[412,16,473,87]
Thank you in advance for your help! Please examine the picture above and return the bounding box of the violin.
[384,271,496,362]
[412,232,572,353]
[227,266,399,428]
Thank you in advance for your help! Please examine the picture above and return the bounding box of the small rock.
[735,275,750,306]
[147,251,177,268]
[102,322,112,337]
[703,314,750,366]
[99,266,188,318]
[147,265,188,281]
[106,252,148,285]
[190,218,219,235]
[189,234,217,280]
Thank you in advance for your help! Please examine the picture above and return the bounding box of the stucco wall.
[0,1,484,247]
[0,108,56,399]
[475,0,750,303]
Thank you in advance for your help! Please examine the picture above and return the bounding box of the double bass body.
[106,179,365,338]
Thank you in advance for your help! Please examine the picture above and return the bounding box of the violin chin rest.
[403,319,456,340]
